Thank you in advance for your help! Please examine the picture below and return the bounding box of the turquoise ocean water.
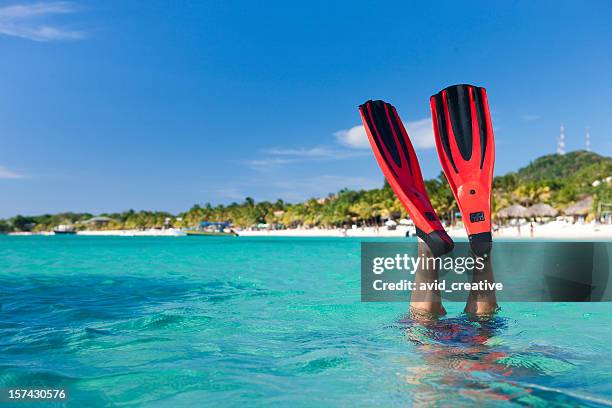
[0,236,611,407]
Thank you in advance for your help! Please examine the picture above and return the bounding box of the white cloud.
[262,147,335,158]
[244,158,295,171]
[246,146,368,171]
[0,2,85,41]
[248,117,434,173]
[334,117,435,150]
[334,125,369,149]
[0,165,24,179]
[521,114,541,122]
[405,118,436,149]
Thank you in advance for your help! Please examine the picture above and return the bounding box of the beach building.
[564,196,594,223]
[83,216,113,228]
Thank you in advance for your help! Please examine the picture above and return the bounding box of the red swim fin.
[359,100,454,257]
[430,84,495,256]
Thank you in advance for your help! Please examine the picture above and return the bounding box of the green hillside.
[492,151,611,212]
[515,151,611,182]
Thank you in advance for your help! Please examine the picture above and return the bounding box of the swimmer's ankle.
[409,303,446,320]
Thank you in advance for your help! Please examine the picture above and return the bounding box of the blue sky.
[0,1,611,217]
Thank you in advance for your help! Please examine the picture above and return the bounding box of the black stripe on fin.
[361,101,413,176]
[446,85,473,162]
[472,88,488,169]
[432,93,458,173]
[387,106,413,176]
[432,84,490,170]
[361,102,400,180]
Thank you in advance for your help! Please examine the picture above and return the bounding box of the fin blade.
[430,84,495,255]
[360,100,453,256]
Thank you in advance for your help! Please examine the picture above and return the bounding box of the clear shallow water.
[0,236,611,407]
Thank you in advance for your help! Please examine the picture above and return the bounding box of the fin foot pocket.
[468,232,492,256]
[416,228,454,257]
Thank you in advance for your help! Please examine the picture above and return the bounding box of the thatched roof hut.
[497,204,528,218]
[564,196,594,216]
[526,203,558,218]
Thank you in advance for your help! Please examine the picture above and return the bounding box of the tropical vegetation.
[1,151,610,233]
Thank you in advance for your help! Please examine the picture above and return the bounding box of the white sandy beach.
[6,222,612,239]
[237,222,612,239]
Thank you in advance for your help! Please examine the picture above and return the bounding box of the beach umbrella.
[564,196,594,216]
[526,203,558,218]
[389,211,402,219]
[385,219,397,227]
[497,204,528,218]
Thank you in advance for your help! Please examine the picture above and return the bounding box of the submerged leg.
[464,254,498,315]
[410,240,446,318]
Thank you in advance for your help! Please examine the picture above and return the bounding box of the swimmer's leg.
[410,240,446,317]
[464,254,498,315]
